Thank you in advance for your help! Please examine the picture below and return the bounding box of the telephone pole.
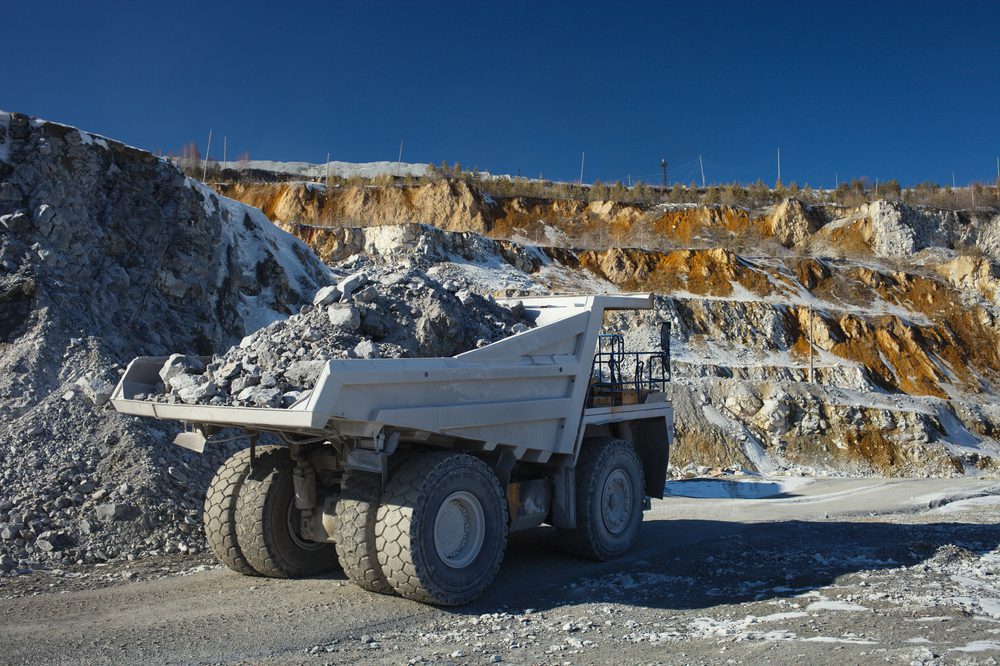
[777,147,781,184]
[661,159,667,189]
[397,140,404,177]
[579,152,585,184]
[699,155,705,188]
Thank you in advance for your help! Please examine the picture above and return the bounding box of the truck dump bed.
[112,293,670,462]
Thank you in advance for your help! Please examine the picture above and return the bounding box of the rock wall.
[217,179,496,234]
[219,179,1000,265]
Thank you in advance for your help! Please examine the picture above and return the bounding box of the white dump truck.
[111,293,673,605]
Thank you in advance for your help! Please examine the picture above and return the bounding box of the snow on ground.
[186,177,333,332]
[76,129,109,150]
[221,159,429,179]
[664,477,813,499]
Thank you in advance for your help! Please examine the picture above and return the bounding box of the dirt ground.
[2,477,1000,665]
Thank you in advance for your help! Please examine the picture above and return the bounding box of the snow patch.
[184,177,333,331]
[664,477,812,500]
[937,406,982,452]
[800,635,879,644]
[77,129,109,150]
[805,600,869,612]
[221,159,429,179]
[951,640,1000,652]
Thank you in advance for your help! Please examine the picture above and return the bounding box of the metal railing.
[587,323,671,408]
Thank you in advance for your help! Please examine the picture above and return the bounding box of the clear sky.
[3,0,998,187]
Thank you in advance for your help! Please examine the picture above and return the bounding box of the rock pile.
[149,267,532,407]
[0,110,329,571]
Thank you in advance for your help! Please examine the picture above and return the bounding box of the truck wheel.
[559,437,645,561]
[235,447,338,578]
[203,445,277,576]
[375,452,508,605]
[332,472,393,594]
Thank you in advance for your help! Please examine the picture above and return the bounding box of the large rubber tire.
[558,437,645,561]
[235,447,338,578]
[332,471,393,594]
[203,446,278,576]
[375,452,508,605]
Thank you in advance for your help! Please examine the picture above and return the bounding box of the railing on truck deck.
[586,322,671,408]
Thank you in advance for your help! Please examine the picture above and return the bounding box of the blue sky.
[3,0,998,187]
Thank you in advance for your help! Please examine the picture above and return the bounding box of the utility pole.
[952,172,956,189]
[875,178,879,198]
[835,172,838,188]
[202,129,213,182]
[699,155,705,188]
[777,147,781,184]
[222,136,227,172]
[397,140,404,178]
[661,159,667,189]
[579,152,585,184]
[324,152,331,220]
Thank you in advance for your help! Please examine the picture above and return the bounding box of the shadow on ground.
[452,518,1000,616]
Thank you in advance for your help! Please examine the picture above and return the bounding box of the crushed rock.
[148,267,533,407]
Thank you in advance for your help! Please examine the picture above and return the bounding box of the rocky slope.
[0,111,330,569]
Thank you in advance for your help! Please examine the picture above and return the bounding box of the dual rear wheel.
[204,447,338,579]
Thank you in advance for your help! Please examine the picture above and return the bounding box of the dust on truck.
[111,293,673,605]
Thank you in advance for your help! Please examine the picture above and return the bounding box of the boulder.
[327,304,361,330]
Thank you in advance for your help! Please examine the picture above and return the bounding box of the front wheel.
[558,437,645,561]
[375,452,508,605]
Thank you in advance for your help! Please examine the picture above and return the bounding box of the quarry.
[2,110,1000,662]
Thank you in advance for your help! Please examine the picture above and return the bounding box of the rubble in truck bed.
[146,267,533,407]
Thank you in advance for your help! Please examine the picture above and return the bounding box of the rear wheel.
[558,437,645,561]
[235,447,339,578]
[333,472,393,594]
[375,452,508,605]
[203,446,279,576]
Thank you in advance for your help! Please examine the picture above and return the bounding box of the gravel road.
[2,477,999,665]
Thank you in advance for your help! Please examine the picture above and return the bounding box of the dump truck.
[111,293,673,605]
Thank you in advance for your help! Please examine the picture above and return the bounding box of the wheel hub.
[433,491,486,569]
[287,500,326,551]
[601,468,633,535]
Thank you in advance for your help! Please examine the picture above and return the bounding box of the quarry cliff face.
[230,179,1000,478]
[216,179,496,234]
[216,179,1000,260]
